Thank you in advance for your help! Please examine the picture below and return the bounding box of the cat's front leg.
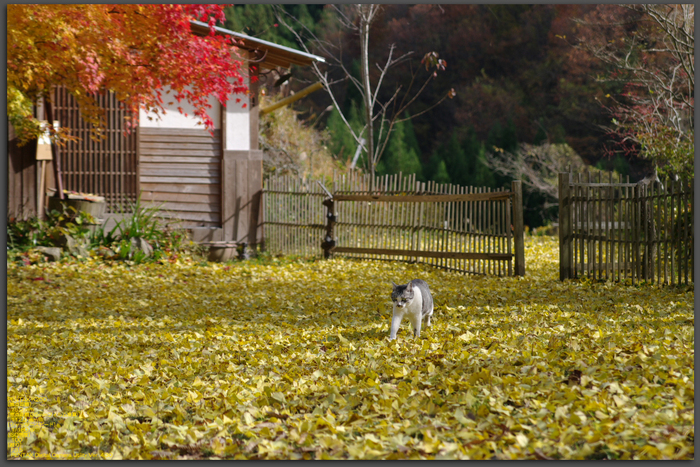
[409,312,422,338]
[389,311,403,340]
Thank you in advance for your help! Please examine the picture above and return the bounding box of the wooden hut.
[7,20,324,247]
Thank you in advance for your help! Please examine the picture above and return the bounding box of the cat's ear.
[406,282,413,292]
[391,281,398,289]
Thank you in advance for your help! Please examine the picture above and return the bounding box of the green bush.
[7,205,96,252]
[95,197,197,263]
[7,197,200,264]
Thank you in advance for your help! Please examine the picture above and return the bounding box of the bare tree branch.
[483,143,600,200]
[275,4,451,179]
[574,4,693,176]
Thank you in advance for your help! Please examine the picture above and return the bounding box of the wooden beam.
[559,172,571,280]
[259,82,324,115]
[332,246,512,261]
[249,55,259,151]
[332,192,512,203]
[512,180,525,276]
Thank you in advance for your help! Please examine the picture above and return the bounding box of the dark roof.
[190,20,325,70]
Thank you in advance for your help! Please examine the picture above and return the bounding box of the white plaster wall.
[225,74,250,151]
[139,87,221,129]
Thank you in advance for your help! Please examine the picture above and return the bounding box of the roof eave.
[190,20,325,70]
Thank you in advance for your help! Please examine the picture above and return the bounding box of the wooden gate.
[263,172,525,276]
[558,171,693,285]
[53,87,138,213]
[261,175,326,256]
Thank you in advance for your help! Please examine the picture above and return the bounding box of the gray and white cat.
[390,279,434,340]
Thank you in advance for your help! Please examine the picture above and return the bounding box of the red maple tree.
[8,4,249,198]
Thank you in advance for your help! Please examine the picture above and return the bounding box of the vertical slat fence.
[261,174,327,257]
[559,171,693,286]
[263,172,525,276]
[53,87,138,214]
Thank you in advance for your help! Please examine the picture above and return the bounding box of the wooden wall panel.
[7,136,38,220]
[138,127,222,228]
[221,150,263,245]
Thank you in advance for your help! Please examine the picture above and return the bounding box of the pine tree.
[377,117,423,179]
[473,143,496,188]
[432,159,451,184]
[484,120,516,187]
[441,133,468,186]
[327,100,364,164]
[223,5,318,49]
[425,148,451,185]
[502,119,518,153]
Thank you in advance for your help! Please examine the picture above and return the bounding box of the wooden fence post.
[558,172,571,280]
[512,180,525,276]
[321,198,336,259]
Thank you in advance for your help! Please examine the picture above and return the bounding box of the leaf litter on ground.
[6,237,694,459]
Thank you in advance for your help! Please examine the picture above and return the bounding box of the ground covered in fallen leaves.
[7,237,694,459]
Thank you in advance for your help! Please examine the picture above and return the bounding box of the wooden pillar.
[220,52,264,247]
[247,150,263,247]
[558,172,572,280]
[512,180,525,276]
[248,61,260,151]
[321,198,336,258]
[248,60,262,248]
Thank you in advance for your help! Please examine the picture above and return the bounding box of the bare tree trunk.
[44,95,64,200]
[359,6,375,180]
[274,4,453,180]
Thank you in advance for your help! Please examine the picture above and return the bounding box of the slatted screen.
[53,87,138,213]
[139,128,222,228]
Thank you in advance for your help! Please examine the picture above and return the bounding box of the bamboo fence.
[263,172,525,276]
[262,174,327,257]
[559,171,693,286]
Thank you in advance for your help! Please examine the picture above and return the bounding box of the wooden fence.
[559,171,693,285]
[262,175,328,257]
[53,87,138,213]
[263,172,525,276]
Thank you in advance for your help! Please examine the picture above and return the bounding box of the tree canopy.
[7,4,248,145]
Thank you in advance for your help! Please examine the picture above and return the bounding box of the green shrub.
[7,205,95,252]
[7,197,201,264]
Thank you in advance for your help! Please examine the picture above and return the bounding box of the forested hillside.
[224,5,692,227]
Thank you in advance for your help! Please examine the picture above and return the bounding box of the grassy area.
[7,237,694,459]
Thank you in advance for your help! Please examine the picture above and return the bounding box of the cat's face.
[391,281,414,308]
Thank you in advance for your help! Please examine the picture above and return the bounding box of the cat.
[389,279,434,340]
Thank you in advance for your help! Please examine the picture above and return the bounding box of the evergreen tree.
[440,133,468,186]
[223,5,318,49]
[484,120,517,187]
[425,149,451,185]
[486,121,503,154]
[486,119,517,154]
[502,119,518,153]
[533,122,548,145]
[402,117,421,164]
[451,127,495,188]
[472,143,496,188]
[377,117,423,179]
[432,159,451,185]
[326,100,364,165]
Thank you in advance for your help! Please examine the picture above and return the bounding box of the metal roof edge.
[190,20,326,64]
